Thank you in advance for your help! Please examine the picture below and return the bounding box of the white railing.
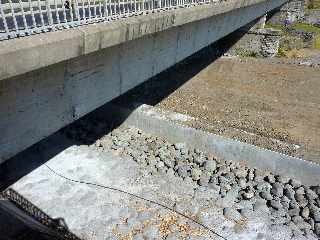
[0,0,218,40]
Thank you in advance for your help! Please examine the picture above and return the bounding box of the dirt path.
[155,57,320,163]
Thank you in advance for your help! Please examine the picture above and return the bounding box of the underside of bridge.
[0,0,288,163]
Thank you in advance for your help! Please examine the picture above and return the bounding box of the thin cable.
[45,164,228,240]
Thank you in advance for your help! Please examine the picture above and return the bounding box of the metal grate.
[0,0,219,40]
[1,188,81,240]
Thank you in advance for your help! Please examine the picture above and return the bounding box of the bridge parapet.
[0,0,287,81]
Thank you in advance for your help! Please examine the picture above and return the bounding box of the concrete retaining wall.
[120,104,320,185]
[0,0,288,162]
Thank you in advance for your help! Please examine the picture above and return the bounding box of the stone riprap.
[227,28,282,57]
[62,122,320,239]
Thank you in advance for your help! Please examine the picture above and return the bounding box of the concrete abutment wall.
[0,0,288,163]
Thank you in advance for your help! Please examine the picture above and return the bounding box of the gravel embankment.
[63,121,320,240]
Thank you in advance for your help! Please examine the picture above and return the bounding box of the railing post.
[0,1,9,38]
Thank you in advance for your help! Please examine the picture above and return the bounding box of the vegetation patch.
[314,34,320,49]
[264,23,285,31]
[291,22,320,33]
[307,0,320,9]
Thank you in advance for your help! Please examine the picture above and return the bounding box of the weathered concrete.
[0,0,288,162]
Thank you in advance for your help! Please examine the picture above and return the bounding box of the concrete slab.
[10,146,144,239]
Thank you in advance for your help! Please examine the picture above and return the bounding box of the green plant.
[307,0,320,9]
[277,47,287,57]
[264,23,285,31]
[247,51,258,57]
[314,34,320,49]
[291,23,320,33]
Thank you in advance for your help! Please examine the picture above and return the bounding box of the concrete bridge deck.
[0,0,287,162]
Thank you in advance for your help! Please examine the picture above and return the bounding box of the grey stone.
[311,207,320,222]
[295,187,305,195]
[174,142,186,150]
[270,199,282,210]
[191,168,202,181]
[276,175,290,184]
[295,220,312,231]
[234,168,247,179]
[284,184,295,200]
[290,179,301,188]
[265,174,276,184]
[218,176,231,184]
[248,169,255,181]
[204,160,217,172]
[309,218,315,230]
[177,165,190,178]
[281,196,290,210]
[217,165,230,175]
[166,168,175,177]
[194,148,201,154]
[292,215,304,225]
[254,175,264,184]
[180,147,188,155]
[225,172,236,183]
[207,183,221,193]
[270,182,284,197]
[315,223,320,236]
[199,173,210,187]
[260,190,273,201]
[220,183,232,195]
[238,178,247,189]
[306,189,318,201]
[311,186,320,195]
[242,191,255,200]
[301,207,310,220]
[235,200,254,211]
[289,200,300,210]
[295,193,308,207]
[223,207,242,223]
[256,181,272,192]
[156,161,165,170]
[194,154,206,165]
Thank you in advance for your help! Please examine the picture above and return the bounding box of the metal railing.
[0,0,219,40]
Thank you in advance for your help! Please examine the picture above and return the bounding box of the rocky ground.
[62,119,320,240]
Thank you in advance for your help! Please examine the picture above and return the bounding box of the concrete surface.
[0,0,288,162]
